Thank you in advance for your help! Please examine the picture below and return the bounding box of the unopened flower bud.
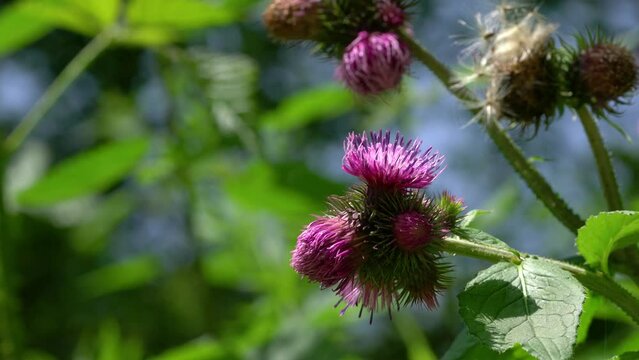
[336,32,411,95]
[292,215,359,288]
[394,211,434,251]
[570,42,638,108]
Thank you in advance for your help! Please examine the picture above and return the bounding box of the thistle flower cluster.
[457,2,639,131]
[263,0,414,95]
[291,130,465,318]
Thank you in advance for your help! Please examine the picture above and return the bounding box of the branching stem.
[441,236,639,325]
[398,29,585,234]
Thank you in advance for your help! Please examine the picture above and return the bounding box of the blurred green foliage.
[0,0,639,359]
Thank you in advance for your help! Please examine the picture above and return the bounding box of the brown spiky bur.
[495,46,562,128]
[568,39,638,112]
[262,0,323,41]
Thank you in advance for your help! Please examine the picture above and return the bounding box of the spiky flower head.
[335,32,411,95]
[292,130,461,319]
[313,0,413,57]
[330,186,453,316]
[291,214,359,288]
[263,0,413,55]
[393,211,434,251]
[567,31,638,115]
[263,0,323,41]
[342,130,443,189]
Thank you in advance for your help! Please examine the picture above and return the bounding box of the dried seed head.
[455,7,561,130]
[493,46,561,127]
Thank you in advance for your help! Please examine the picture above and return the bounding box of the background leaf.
[442,327,534,360]
[576,211,639,273]
[458,258,585,360]
[0,4,51,57]
[19,138,149,206]
[261,84,354,130]
[126,0,237,30]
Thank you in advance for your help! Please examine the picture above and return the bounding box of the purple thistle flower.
[393,211,434,251]
[291,215,358,288]
[377,0,406,27]
[336,31,411,95]
[342,130,444,189]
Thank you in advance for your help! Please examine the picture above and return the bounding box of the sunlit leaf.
[576,211,639,273]
[442,328,534,360]
[19,138,150,206]
[0,3,51,57]
[610,352,639,360]
[19,0,102,35]
[261,84,355,130]
[116,27,177,46]
[126,0,237,30]
[459,258,585,360]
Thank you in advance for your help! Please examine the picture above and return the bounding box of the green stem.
[0,150,21,358]
[441,236,639,325]
[398,30,585,234]
[575,106,623,210]
[3,27,117,154]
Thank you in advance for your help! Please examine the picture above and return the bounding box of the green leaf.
[458,258,585,360]
[576,211,639,273]
[394,314,437,360]
[116,27,177,46]
[68,0,120,27]
[442,328,534,360]
[126,0,237,30]
[261,84,355,130]
[223,161,328,221]
[462,227,512,250]
[0,3,51,57]
[75,255,161,299]
[147,340,225,360]
[19,138,149,206]
[610,352,639,360]
[576,295,603,344]
[18,0,103,35]
[460,209,491,228]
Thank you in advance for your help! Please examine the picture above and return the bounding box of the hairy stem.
[441,236,639,325]
[398,30,585,234]
[3,28,117,154]
[575,106,623,210]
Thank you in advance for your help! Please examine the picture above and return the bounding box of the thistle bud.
[291,215,359,288]
[569,41,638,110]
[336,32,412,95]
[393,211,434,251]
[263,0,322,40]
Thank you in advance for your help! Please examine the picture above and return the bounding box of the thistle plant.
[265,0,639,359]
[293,130,459,318]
